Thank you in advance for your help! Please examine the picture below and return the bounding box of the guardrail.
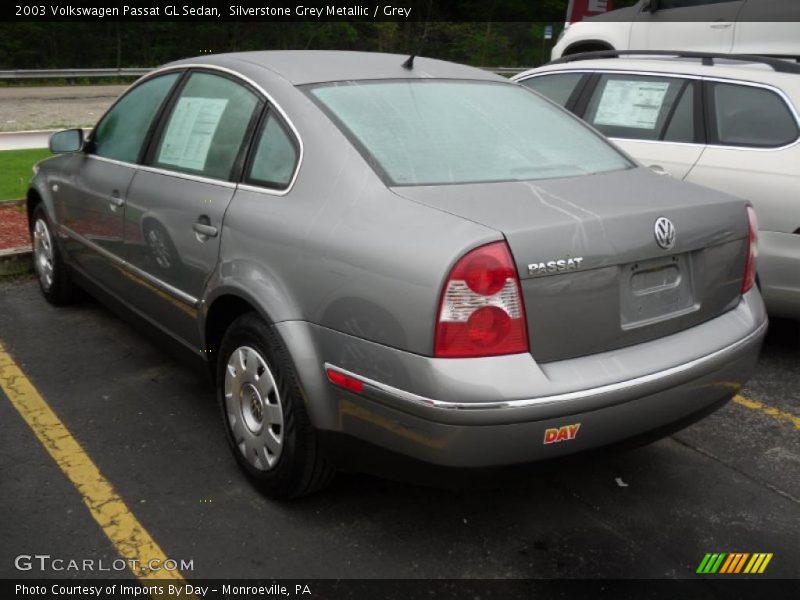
[488,67,528,75]
[0,68,150,80]
[0,67,528,80]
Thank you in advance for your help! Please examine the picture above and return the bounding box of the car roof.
[165,50,508,86]
[515,57,800,95]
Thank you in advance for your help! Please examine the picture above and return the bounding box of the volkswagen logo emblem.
[654,217,676,250]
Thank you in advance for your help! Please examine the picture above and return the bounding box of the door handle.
[192,222,218,239]
[108,192,125,211]
[648,164,671,177]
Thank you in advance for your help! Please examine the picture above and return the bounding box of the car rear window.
[308,80,632,186]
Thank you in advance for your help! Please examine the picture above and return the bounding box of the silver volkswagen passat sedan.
[28,51,766,498]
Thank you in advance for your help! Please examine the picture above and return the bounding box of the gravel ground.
[0,85,128,132]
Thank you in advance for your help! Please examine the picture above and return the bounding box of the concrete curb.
[0,130,57,150]
[1,198,26,207]
[0,245,32,277]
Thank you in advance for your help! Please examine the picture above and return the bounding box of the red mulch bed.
[0,204,31,250]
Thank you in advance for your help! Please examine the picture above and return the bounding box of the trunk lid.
[392,168,749,363]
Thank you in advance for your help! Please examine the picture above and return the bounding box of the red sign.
[566,0,616,23]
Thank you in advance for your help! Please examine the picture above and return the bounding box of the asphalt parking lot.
[1,276,798,581]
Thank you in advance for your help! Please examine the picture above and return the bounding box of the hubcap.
[32,218,54,290]
[223,346,284,471]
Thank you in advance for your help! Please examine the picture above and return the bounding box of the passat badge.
[528,256,584,276]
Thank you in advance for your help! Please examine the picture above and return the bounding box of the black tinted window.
[152,72,260,180]
[519,73,584,107]
[246,112,299,190]
[712,83,798,148]
[93,73,179,163]
[584,74,694,142]
[663,85,695,143]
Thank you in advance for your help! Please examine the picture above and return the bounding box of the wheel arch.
[202,287,281,381]
[26,187,45,230]
[563,40,615,56]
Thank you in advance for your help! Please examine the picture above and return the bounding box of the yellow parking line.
[733,394,800,431]
[0,340,187,583]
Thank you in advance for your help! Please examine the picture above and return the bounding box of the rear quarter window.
[518,73,585,107]
[710,82,799,148]
[245,112,299,190]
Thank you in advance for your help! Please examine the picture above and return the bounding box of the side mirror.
[49,128,84,153]
[643,0,660,12]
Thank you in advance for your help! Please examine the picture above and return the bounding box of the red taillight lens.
[434,241,529,358]
[742,206,759,294]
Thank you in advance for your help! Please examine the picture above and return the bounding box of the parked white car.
[513,52,800,320]
[552,0,800,60]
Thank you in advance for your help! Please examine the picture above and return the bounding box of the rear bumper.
[277,290,767,468]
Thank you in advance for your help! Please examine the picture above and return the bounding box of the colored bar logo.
[697,553,773,574]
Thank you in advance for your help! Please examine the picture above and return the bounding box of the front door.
[56,72,181,294]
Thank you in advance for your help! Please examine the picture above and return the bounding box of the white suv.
[552,0,800,60]
[513,52,800,320]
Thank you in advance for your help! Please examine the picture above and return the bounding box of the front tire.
[31,204,80,305]
[216,313,335,499]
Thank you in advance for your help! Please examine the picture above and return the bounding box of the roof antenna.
[402,54,415,70]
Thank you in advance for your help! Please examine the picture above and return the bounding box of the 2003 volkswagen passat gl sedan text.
[27,51,767,498]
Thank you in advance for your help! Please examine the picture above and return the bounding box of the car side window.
[245,112,299,190]
[662,84,695,143]
[518,73,584,107]
[710,82,798,148]
[92,73,180,163]
[151,72,260,181]
[583,74,694,142]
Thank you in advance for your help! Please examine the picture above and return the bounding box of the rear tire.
[216,313,335,499]
[30,204,80,305]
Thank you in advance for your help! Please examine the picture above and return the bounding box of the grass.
[0,148,51,201]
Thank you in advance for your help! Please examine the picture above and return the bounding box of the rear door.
[687,79,800,232]
[122,70,263,347]
[733,0,800,57]
[578,72,705,179]
[686,79,800,313]
[629,0,744,53]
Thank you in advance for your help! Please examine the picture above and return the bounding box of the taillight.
[434,241,529,358]
[742,206,758,294]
